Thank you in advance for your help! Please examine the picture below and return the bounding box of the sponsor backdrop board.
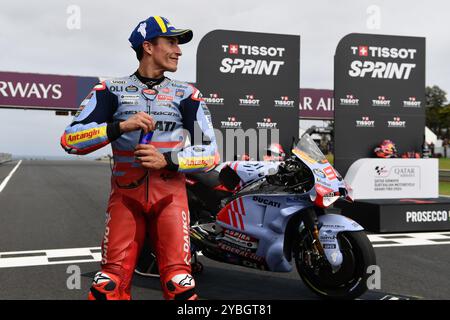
[337,197,450,233]
[197,30,300,161]
[334,33,426,175]
[0,71,99,111]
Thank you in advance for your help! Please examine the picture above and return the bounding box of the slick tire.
[294,230,376,300]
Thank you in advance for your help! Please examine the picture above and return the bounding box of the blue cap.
[129,16,193,50]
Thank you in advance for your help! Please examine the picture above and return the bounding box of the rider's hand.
[119,112,155,134]
[134,144,168,170]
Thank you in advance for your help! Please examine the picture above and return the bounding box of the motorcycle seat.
[186,169,223,189]
[186,165,241,191]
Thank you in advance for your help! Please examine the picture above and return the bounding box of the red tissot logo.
[358,46,369,56]
[229,44,239,54]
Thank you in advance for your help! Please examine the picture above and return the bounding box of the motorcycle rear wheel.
[293,230,376,300]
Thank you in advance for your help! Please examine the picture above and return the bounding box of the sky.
[0,0,449,158]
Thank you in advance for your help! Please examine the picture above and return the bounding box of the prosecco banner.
[197,30,300,161]
[334,33,426,175]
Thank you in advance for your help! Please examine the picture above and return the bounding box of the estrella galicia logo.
[175,89,185,98]
[125,85,139,93]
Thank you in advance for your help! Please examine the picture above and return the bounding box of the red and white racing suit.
[61,72,218,300]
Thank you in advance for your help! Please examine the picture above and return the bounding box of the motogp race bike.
[135,134,376,299]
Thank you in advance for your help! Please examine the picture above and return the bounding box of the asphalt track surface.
[0,160,449,300]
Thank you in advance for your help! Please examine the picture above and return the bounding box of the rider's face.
[147,37,182,72]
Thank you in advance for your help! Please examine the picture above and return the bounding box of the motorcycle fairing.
[217,192,313,272]
[317,214,364,270]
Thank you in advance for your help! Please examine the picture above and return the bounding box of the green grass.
[439,158,450,170]
[440,181,450,196]
[325,153,334,165]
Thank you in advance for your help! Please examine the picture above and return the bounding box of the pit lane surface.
[0,160,449,300]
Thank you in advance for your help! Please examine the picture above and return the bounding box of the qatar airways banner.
[334,33,426,175]
[197,30,300,160]
[0,71,99,110]
[299,89,334,119]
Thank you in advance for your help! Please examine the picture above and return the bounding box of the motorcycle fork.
[302,208,325,256]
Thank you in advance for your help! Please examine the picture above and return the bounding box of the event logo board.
[334,33,425,175]
[197,30,300,161]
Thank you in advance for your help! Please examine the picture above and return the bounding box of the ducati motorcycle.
[135,134,376,299]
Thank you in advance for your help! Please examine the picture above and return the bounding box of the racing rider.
[60,16,219,300]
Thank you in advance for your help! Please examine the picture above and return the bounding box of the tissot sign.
[334,33,426,175]
[197,30,300,160]
[0,71,99,110]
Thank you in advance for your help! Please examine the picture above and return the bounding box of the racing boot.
[88,271,131,300]
[163,272,198,300]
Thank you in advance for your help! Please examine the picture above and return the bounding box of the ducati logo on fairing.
[252,196,281,208]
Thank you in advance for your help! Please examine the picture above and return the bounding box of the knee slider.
[89,271,125,300]
[165,273,198,300]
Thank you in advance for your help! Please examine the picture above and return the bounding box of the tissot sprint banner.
[197,30,300,161]
[334,33,425,175]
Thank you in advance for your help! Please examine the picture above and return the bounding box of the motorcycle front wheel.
[293,230,376,300]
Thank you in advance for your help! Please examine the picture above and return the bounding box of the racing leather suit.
[61,71,218,300]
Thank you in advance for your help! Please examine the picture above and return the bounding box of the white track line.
[0,160,22,193]
[1,231,450,269]
[0,247,101,268]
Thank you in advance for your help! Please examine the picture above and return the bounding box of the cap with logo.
[129,16,193,50]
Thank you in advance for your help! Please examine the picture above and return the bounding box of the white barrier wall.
[344,158,439,200]
[0,153,12,164]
